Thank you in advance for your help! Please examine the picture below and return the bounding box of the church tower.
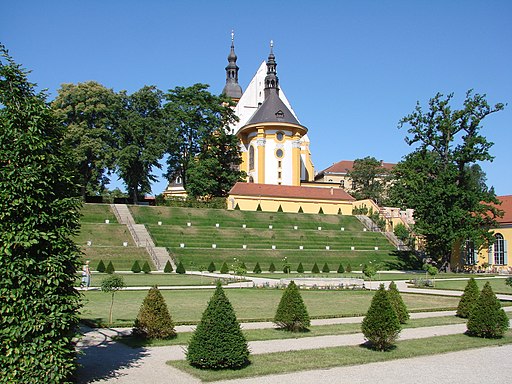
[235,41,313,186]
[222,31,243,102]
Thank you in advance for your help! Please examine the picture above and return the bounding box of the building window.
[249,176,254,183]
[276,131,284,141]
[494,233,505,265]
[463,240,476,265]
[249,145,255,170]
[340,180,345,188]
[278,160,282,168]
[278,171,282,179]
[276,149,284,158]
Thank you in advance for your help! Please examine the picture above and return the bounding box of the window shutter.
[504,240,508,266]
[488,244,494,265]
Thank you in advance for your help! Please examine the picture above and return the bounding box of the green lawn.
[81,203,117,223]
[169,332,512,382]
[81,289,461,326]
[81,273,224,287]
[80,247,153,271]
[251,272,498,281]
[75,223,134,246]
[431,277,512,294]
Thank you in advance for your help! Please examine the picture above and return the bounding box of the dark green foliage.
[207,261,216,273]
[361,284,401,350]
[338,208,342,214]
[164,260,173,273]
[337,263,345,274]
[100,274,125,325]
[132,286,176,340]
[241,262,247,270]
[176,261,186,274]
[142,261,151,274]
[311,262,320,274]
[256,204,262,211]
[131,260,142,273]
[283,264,290,274]
[298,206,303,213]
[220,261,229,274]
[456,277,479,318]
[234,203,240,210]
[106,261,115,274]
[467,282,509,338]
[97,259,106,273]
[388,281,409,324]
[253,262,262,274]
[269,262,276,273]
[0,45,82,383]
[277,205,283,212]
[297,262,304,273]
[274,281,310,332]
[322,262,330,273]
[346,263,352,273]
[318,207,324,214]
[347,156,390,205]
[187,282,249,369]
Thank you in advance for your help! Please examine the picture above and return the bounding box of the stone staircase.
[354,214,409,251]
[111,204,175,271]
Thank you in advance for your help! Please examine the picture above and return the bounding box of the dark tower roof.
[244,41,304,128]
[222,31,243,100]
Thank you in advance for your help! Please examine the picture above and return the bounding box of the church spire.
[264,40,279,98]
[222,30,242,100]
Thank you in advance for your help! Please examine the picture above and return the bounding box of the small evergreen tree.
[298,206,303,213]
[106,261,115,274]
[133,286,176,339]
[131,260,141,273]
[253,262,262,274]
[187,282,249,369]
[256,204,262,211]
[176,261,186,274]
[207,261,216,273]
[277,205,283,212]
[361,284,401,350]
[467,282,509,338]
[274,281,310,332]
[234,203,240,210]
[456,277,479,318]
[163,260,173,273]
[337,263,345,274]
[318,207,324,214]
[388,281,409,324]
[269,262,276,273]
[142,261,151,274]
[346,263,352,273]
[220,261,229,274]
[311,262,320,274]
[297,262,304,273]
[322,262,330,273]
[97,259,106,273]
[338,208,342,214]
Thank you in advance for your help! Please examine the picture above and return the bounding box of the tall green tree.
[390,91,504,265]
[347,156,390,205]
[52,81,121,198]
[0,45,82,382]
[163,83,240,194]
[115,85,165,203]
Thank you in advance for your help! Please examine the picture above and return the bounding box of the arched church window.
[494,233,505,265]
[249,176,254,183]
[249,146,255,170]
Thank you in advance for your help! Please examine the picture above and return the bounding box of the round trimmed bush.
[456,277,479,318]
[361,284,401,350]
[132,286,176,339]
[187,282,249,369]
[467,282,509,338]
[274,281,310,332]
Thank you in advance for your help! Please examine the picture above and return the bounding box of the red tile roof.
[229,182,355,201]
[496,195,512,224]
[317,160,396,176]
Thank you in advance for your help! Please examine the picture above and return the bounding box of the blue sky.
[3,0,511,196]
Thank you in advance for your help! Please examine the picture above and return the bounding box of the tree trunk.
[109,292,114,325]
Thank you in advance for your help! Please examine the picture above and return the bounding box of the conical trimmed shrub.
[361,284,401,350]
[131,260,141,273]
[163,260,173,273]
[277,205,283,212]
[256,204,262,211]
[187,282,249,369]
[337,263,345,274]
[318,207,324,214]
[97,259,106,273]
[176,261,186,274]
[132,286,176,339]
[346,263,352,273]
[311,262,320,274]
[253,262,262,274]
[388,281,409,324]
[456,277,479,318]
[467,282,509,338]
[269,262,276,273]
[220,261,229,274]
[207,261,216,273]
[106,261,115,274]
[298,206,303,213]
[274,281,310,332]
[142,261,151,274]
[322,263,330,273]
[297,262,304,273]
